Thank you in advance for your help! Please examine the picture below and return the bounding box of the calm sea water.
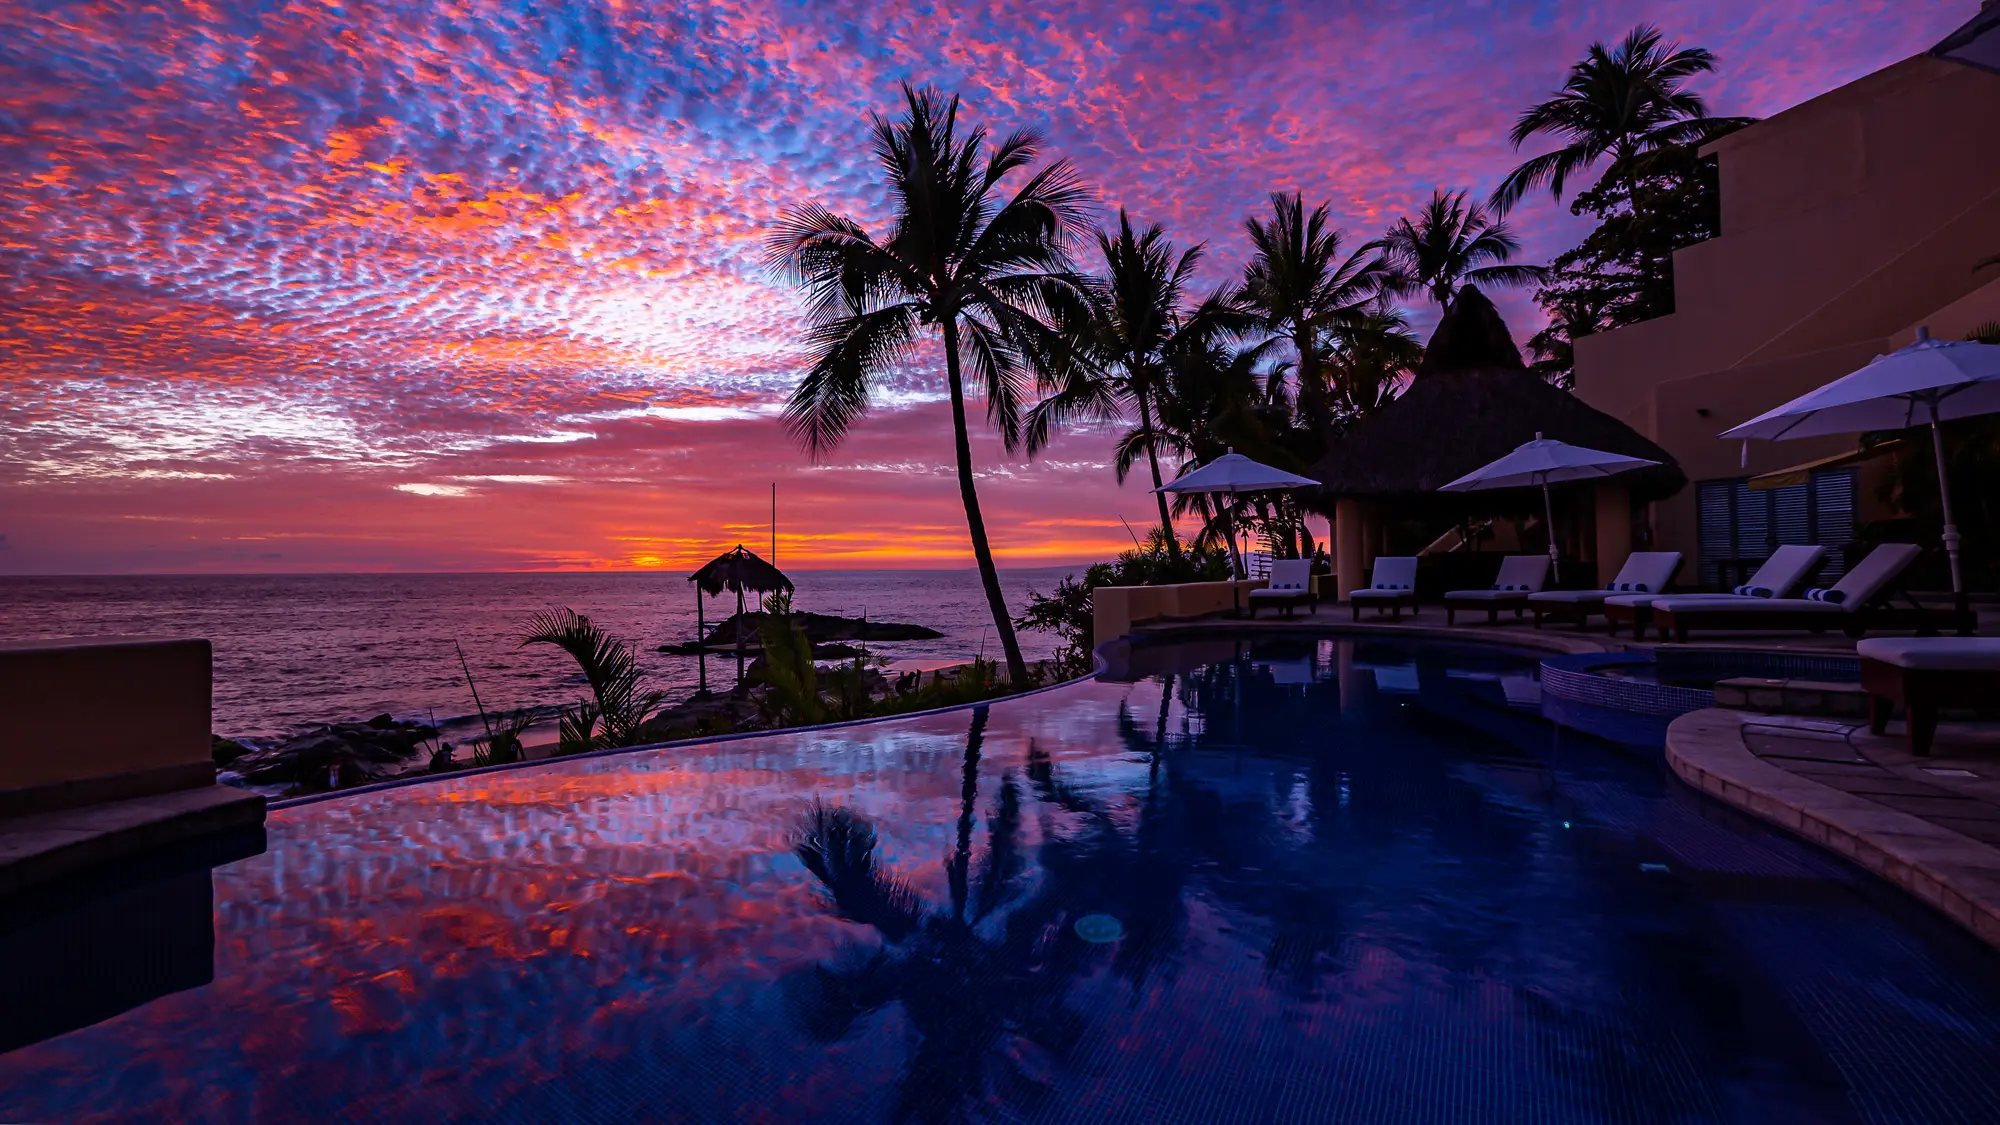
[0,569,1077,739]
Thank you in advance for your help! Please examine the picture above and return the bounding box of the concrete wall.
[1573,53,2000,570]
[1092,580,1266,646]
[0,638,213,801]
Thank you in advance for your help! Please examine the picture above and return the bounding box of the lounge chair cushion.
[1827,542,1923,605]
[1247,587,1312,601]
[1857,638,2000,671]
[1259,559,1314,593]
[1350,588,1414,601]
[1606,592,1728,609]
[1744,544,1830,599]
[1595,551,1680,596]
[1527,589,1610,605]
[1657,544,1921,619]
[1449,589,1533,602]
[1652,597,1845,616]
[1367,557,1419,591]
[1458,555,1549,599]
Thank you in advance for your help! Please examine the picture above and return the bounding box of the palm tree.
[519,607,663,748]
[1319,304,1423,417]
[1370,190,1547,308]
[1236,192,1388,432]
[1027,210,1248,563]
[766,84,1092,688]
[1491,24,1753,213]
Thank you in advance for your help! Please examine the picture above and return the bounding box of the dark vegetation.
[772,23,1750,663]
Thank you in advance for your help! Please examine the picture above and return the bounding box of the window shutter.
[1812,468,1857,576]
[1697,481,1735,585]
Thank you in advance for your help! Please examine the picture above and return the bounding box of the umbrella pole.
[1929,409,1967,622]
[1541,479,1561,584]
[735,584,746,687]
[696,587,707,696]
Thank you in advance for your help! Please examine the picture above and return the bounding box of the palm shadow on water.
[783,702,1201,1124]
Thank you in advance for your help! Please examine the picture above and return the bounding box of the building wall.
[1572,53,2000,576]
[0,638,212,798]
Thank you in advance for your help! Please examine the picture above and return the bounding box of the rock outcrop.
[223,717,437,793]
[658,611,941,655]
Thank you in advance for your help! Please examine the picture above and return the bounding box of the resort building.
[1573,6,2000,588]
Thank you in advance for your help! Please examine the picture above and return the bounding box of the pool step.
[1713,677,1869,719]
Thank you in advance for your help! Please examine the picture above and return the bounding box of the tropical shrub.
[520,608,665,748]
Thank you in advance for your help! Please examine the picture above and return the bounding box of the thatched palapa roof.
[688,545,794,597]
[1311,286,1684,503]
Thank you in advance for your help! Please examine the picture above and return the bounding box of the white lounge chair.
[1247,559,1317,618]
[1650,543,1925,642]
[1349,557,1419,621]
[1603,544,1826,638]
[1526,551,1681,630]
[1443,555,1550,625]
[1859,637,2000,756]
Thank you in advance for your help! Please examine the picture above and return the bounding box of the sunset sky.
[0,0,1970,574]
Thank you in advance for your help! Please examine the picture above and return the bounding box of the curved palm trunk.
[940,319,1032,687]
[1136,392,1181,564]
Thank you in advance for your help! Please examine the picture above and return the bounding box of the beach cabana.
[688,545,794,690]
[1311,285,1683,597]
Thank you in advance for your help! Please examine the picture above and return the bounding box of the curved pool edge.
[1666,708,2000,951]
[1122,617,1617,657]
[271,669,1103,810]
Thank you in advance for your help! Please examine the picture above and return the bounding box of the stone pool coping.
[0,785,266,898]
[1129,617,1615,656]
[1666,708,2000,950]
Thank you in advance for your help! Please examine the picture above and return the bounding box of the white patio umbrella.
[1156,450,1319,579]
[1720,326,2000,600]
[1154,450,1319,496]
[1439,432,1661,582]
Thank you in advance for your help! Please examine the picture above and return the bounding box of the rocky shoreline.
[215,714,444,793]
[213,655,1057,799]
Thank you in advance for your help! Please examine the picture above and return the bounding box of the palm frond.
[782,304,920,457]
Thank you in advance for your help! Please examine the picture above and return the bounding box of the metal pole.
[771,482,777,566]
[735,583,746,686]
[1930,403,1966,620]
[1541,478,1561,584]
[695,586,707,695]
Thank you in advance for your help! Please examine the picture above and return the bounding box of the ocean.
[0,568,1083,741]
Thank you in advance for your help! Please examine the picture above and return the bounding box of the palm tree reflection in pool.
[786,704,1191,1122]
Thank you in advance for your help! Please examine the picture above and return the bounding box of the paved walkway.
[1742,714,2000,845]
[1669,709,2000,949]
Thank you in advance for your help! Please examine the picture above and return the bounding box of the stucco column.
[1335,497,1364,601]
[1595,483,1632,586]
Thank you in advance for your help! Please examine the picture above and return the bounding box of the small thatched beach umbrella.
[1312,286,1682,589]
[687,545,794,690]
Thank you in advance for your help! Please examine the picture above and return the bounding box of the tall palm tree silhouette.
[1369,190,1546,308]
[767,85,1092,687]
[1491,25,1752,213]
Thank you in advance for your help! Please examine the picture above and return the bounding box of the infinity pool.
[5,636,2000,1123]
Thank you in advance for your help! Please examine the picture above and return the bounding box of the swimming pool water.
[4,636,2000,1123]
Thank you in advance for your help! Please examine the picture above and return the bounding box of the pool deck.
[1667,709,2000,950]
